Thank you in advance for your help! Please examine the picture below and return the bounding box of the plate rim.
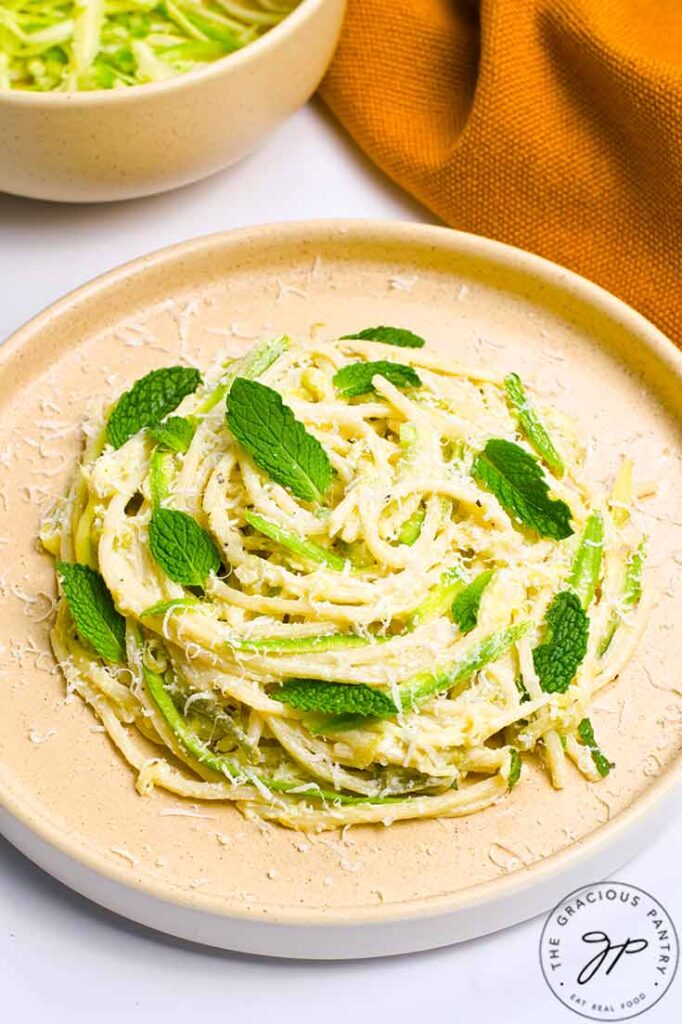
[1,218,681,931]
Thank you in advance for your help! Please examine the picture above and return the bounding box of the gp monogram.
[539,883,679,1021]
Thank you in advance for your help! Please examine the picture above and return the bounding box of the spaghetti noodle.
[40,332,648,830]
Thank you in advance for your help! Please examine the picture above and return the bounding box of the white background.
[1,100,680,1022]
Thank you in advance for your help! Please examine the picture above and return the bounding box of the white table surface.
[1,100,680,1023]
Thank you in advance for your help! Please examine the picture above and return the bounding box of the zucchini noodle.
[41,333,648,831]
[0,1,301,92]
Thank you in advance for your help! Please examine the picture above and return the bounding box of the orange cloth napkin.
[321,0,682,342]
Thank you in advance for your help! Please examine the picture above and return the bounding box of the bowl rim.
[0,0,331,107]
[1,218,681,930]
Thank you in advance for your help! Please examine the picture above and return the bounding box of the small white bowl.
[0,0,346,203]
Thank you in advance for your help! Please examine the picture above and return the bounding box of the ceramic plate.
[1,221,681,958]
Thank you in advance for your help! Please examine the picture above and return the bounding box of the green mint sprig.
[149,416,196,454]
[472,438,574,540]
[226,378,332,504]
[107,366,201,449]
[57,562,126,664]
[275,679,397,717]
[340,326,426,348]
[148,508,221,587]
[451,569,495,634]
[333,360,422,398]
[533,591,589,693]
[504,373,564,476]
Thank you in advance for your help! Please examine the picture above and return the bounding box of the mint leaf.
[275,679,397,717]
[341,326,426,348]
[148,508,221,587]
[107,367,201,449]
[149,416,195,453]
[504,373,564,476]
[577,717,613,777]
[472,439,574,540]
[333,360,422,398]
[452,569,494,634]
[533,591,589,693]
[57,562,126,664]
[226,378,332,504]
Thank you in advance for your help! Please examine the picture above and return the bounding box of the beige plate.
[1,221,681,959]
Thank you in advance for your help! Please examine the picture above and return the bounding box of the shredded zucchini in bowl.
[0,0,301,91]
[41,330,648,831]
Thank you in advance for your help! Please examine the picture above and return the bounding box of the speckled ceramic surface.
[0,0,346,203]
[0,222,681,957]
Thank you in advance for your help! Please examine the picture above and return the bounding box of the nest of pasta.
[41,329,647,830]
